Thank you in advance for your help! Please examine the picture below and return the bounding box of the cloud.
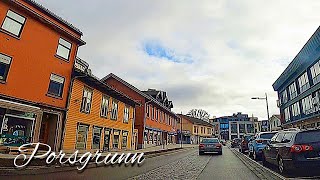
[35,0,320,120]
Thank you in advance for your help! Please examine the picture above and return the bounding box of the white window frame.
[302,95,313,115]
[280,90,288,104]
[291,102,300,117]
[56,37,72,60]
[48,74,65,97]
[288,82,297,100]
[298,72,310,93]
[311,60,320,85]
[0,53,12,81]
[284,107,290,122]
[80,87,93,113]
[1,10,26,37]
[123,106,129,123]
[110,100,118,120]
[100,95,109,117]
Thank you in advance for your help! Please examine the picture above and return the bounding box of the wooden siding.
[63,79,134,151]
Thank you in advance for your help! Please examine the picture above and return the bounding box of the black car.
[199,138,223,155]
[231,138,241,148]
[262,129,320,174]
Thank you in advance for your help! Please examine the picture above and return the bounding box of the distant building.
[178,114,213,144]
[212,112,254,140]
[273,26,320,129]
[269,115,282,131]
[260,120,270,132]
[254,121,262,134]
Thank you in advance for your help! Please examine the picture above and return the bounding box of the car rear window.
[260,133,277,139]
[244,136,251,141]
[295,130,320,143]
[202,139,219,143]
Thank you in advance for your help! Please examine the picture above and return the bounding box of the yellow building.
[178,114,213,144]
[63,64,139,152]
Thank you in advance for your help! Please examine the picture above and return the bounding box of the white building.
[269,115,282,131]
[229,121,255,140]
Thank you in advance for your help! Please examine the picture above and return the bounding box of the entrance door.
[39,112,59,150]
[39,121,49,144]
[103,129,111,151]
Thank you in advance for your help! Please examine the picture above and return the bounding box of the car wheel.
[278,157,287,174]
[218,151,222,155]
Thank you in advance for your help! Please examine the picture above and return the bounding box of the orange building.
[0,0,85,151]
[102,74,179,149]
[62,60,139,152]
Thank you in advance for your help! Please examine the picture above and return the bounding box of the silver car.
[199,138,223,155]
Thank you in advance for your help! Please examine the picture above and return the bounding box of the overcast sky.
[37,0,320,120]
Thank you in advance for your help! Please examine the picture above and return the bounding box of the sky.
[36,0,320,120]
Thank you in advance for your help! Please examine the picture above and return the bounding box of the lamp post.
[251,93,270,131]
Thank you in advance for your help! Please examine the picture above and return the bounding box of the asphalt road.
[2,146,260,180]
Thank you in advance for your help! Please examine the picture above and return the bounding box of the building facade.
[63,63,138,152]
[273,26,320,129]
[0,0,85,151]
[102,74,179,149]
[213,112,251,140]
[178,114,213,144]
[269,115,281,131]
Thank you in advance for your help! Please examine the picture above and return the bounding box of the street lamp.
[251,93,270,131]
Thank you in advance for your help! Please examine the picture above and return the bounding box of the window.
[275,133,284,143]
[123,106,129,123]
[122,131,128,148]
[298,72,310,93]
[1,10,26,37]
[151,106,154,119]
[80,87,93,113]
[113,130,120,149]
[200,127,203,134]
[76,124,89,150]
[110,100,118,120]
[194,126,197,133]
[159,111,162,123]
[310,60,320,85]
[0,53,12,81]
[280,90,288,104]
[100,95,109,117]
[92,127,102,149]
[155,108,158,121]
[291,102,300,117]
[207,128,211,134]
[282,133,293,142]
[56,38,72,60]
[146,105,150,117]
[47,74,64,97]
[288,82,297,100]
[302,95,313,115]
[284,107,290,122]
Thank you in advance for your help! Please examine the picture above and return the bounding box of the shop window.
[1,10,26,37]
[231,123,237,134]
[0,112,35,146]
[56,38,72,60]
[92,127,102,149]
[100,95,109,117]
[103,129,111,151]
[76,124,89,150]
[0,53,12,81]
[113,130,120,149]
[123,106,129,123]
[47,74,65,97]
[144,131,148,143]
[122,131,128,148]
[80,87,93,113]
[110,100,118,120]
[239,124,245,133]
[149,131,153,144]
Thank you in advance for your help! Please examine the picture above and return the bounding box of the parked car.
[248,131,278,160]
[199,138,223,155]
[231,138,242,148]
[239,135,253,153]
[262,128,320,174]
[220,139,227,146]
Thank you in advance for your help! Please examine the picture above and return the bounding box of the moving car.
[199,138,222,155]
[239,135,253,153]
[262,128,320,174]
[248,131,277,160]
[231,138,241,148]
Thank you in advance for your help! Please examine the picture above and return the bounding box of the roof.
[23,0,83,35]
[74,69,140,107]
[273,26,320,91]
[179,114,213,127]
[101,73,179,119]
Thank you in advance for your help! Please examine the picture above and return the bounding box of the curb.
[228,146,285,180]
[0,146,195,176]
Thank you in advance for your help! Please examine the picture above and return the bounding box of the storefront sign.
[14,143,145,171]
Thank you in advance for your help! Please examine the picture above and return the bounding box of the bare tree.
[187,109,210,122]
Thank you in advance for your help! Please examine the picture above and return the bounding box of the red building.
[102,73,179,149]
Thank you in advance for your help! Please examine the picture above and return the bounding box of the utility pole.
[180,111,183,148]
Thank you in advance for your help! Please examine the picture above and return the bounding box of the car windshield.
[202,139,219,143]
[260,133,277,139]
[295,130,320,143]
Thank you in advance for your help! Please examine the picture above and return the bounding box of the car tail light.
[199,144,205,148]
[290,145,314,153]
[256,140,263,144]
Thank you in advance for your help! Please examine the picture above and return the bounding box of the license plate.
[207,145,214,147]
